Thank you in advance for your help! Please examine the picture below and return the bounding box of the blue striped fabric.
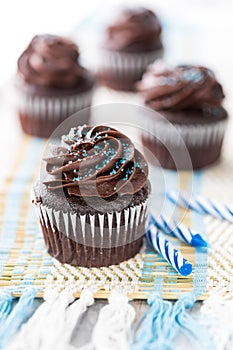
[0,137,53,294]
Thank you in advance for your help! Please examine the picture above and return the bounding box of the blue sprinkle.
[73,176,81,181]
[110,169,116,175]
[136,162,140,168]
[120,158,127,165]
[73,169,77,173]
[182,69,202,83]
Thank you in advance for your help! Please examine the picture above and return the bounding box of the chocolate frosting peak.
[18,34,88,88]
[104,7,162,52]
[43,125,148,198]
[136,61,225,111]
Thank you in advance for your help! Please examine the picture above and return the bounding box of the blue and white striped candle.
[149,213,208,247]
[167,190,233,223]
[146,225,192,277]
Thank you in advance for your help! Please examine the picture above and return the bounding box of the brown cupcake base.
[16,79,94,138]
[98,72,142,91]
[141,108,228,170]
[41,222,143,267]
[142,134,223,170]
[18,110,90,138]
[35,196,148,267]
[97,49,163,91]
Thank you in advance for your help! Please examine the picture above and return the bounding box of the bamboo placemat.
[1,113,233,301]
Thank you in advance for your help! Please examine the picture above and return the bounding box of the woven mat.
[0,123,232,301]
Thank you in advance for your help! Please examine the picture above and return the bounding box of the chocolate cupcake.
[136,61,228,169]
[33,125,150,267]
[16,35,95,138]
[97,7,163,91]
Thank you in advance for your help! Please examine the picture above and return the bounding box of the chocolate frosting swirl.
[18,34,89,88]
[104,7,162,52]
[136,61,225,111]
[43,125,148,198]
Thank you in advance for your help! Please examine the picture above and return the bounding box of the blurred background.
[0,0,233,90]
[0,0,232,178]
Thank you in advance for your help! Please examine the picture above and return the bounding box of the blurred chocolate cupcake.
[97,7,163,91]
[136,61,228,169]
[16,35,95,138]
[33,125,150,267]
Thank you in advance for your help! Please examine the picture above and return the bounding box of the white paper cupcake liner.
[33,197,148,267]
[16,88,94,120]
[142,119,227,148]
[96,49,163,76]
[35,199,148,248]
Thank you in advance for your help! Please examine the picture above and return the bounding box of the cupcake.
[32,125,150,267]
[16,34,95,138]
[97,7,163,91]
[136,61,228,169]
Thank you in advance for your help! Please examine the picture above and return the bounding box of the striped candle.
[146,225,192,277]
[167,190,233,223]
[149,213,208,247]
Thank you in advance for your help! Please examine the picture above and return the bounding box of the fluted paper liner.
[141,116,228,169]
[97,49,163,89]
[16,87,94,137]
[142,118,227,148]
[17,89,93,120]
[34,199,148,267]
